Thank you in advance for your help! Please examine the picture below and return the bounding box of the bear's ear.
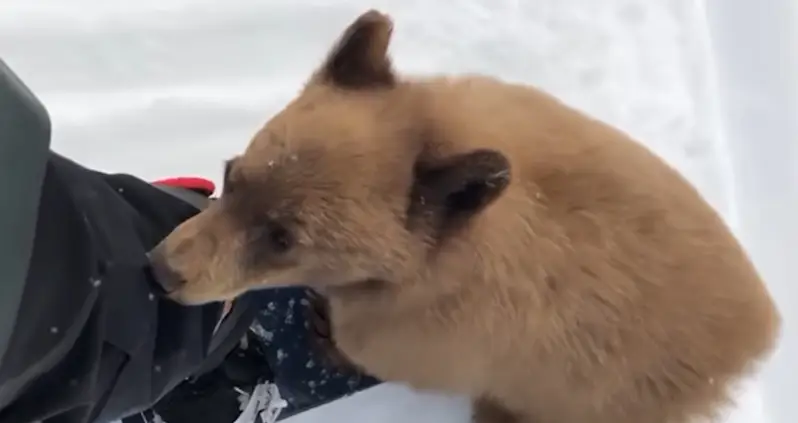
[408,149,511,237]
[311,10,396,89]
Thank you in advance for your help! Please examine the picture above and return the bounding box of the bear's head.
[148,10,511,305]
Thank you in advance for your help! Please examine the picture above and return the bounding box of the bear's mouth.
[144,261,174,298]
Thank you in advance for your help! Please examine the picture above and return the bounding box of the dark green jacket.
[0,59,51,388]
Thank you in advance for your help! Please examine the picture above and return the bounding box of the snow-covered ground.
[0,0,794,422]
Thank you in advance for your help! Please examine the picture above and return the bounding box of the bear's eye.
[267,223,294,253]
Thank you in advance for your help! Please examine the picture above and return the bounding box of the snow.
[0,0,794,423]
[702,2,798,423]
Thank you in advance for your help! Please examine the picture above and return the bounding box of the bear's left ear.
[311,10,396,89]
[409,149,511,237]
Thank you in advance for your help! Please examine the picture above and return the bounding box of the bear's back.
[408,75,779,422]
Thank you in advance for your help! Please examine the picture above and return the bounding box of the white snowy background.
[1,0,795,423]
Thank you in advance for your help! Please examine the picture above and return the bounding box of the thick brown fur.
[149,10,781,423]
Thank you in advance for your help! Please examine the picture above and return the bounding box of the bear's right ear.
[408,149,511,238]
[310,10,396,90]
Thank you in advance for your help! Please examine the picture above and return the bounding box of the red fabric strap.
[152,177,216,197]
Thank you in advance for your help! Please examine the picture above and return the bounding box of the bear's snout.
[147,244,187,295]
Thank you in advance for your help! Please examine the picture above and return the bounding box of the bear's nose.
[146,248,186,295]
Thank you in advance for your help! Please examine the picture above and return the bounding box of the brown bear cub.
[149,10,781,423]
